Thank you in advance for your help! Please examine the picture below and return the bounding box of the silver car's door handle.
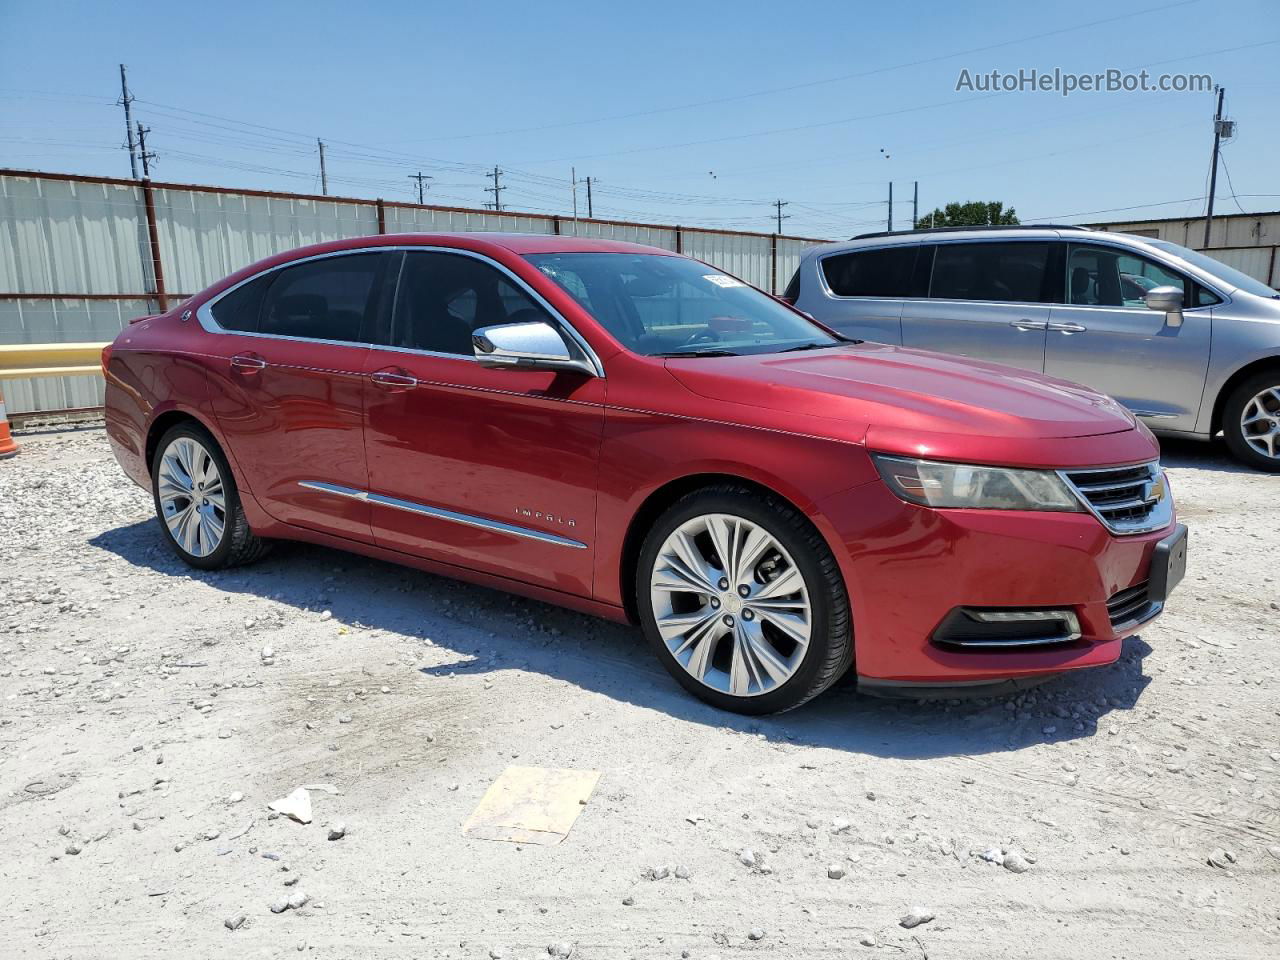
[1009,319,1048,331]
[1046,321,1088,333]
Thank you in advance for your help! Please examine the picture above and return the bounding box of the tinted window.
[527,253,837,357]
[259,253,383,341]
[930,242,1051,303]
[1067,244,1190,308]
[391,252,553,356]
[821,246,918,297]
[210,274,271,332]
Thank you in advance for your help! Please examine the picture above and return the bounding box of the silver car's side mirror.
[472,321,596,375]
[1144,285,1184,328]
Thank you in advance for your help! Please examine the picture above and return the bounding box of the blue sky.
[1,0,1276,237]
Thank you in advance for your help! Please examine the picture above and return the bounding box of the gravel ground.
[1,425,1277,959]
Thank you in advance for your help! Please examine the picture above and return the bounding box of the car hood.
[664,343,1139,446]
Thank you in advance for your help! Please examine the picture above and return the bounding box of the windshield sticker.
[703,274,745,288]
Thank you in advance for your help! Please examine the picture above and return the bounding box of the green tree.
[914,201,1019,229]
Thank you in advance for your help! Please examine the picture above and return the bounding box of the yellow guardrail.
[0,342,109,380]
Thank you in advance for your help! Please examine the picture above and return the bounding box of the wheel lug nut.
[738,585,750,597]
[722,615,735,627]
[710,597,720,609]
[743,609,754,621]
[717,577,729,591]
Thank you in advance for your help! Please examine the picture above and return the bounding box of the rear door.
[1044,242,1213,431]
[361,249,605,596]
[900,240,1057,372]
[803,244,921,343]
[202,251,393,542]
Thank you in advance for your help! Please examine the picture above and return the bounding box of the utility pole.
[317,139,328,196]
[912,181,919,229]
[485,166,505,211]
[887,182,894,232]
[585,176,594,218]
[773,199,789,234]
[1203,86,1227,248]
[118,64,139,179]
[408,171,432,204]
[136,121,157,179]
[571,167,578,232]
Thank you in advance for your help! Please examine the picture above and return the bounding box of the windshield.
[525,253,841,356]
[1145,239,1279,298]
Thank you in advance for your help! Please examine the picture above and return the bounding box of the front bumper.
[816,480,1180,685]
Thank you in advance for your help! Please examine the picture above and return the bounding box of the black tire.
[636,484,852,715]
[1221,369,1280,472]
[150,422,270,569]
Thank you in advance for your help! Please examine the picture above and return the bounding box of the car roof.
[297,232,676,258]
[799,225,1154,260]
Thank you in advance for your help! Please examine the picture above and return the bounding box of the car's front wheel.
[1223,371,1280,472]
[151,422,269,568]
[637,485,852,714]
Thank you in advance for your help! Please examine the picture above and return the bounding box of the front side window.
[258,253,383,341]
[929,242,1052,303]
[821,246,919,298]
[1067,244,1190,308]
[526,253,839,357]
[391,252,555,356]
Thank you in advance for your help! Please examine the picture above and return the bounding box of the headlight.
[871,455,1082,512]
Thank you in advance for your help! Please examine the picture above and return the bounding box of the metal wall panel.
[154,188,381,295]
[1201,246,1274,284]
[565,220,679,250]
[382,204,555,236]
[775,238,810,295]
[681,230,772,290]
[0,173,149,294]
[0,297,156,414]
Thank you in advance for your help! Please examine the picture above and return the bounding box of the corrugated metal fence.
[0,169,828,415]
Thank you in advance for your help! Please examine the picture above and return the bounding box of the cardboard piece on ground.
[463,766,600,846]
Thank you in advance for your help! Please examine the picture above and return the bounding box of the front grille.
[1061,461,1171,534]
[1107,580,1159,629]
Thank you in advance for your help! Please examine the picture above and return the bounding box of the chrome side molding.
[298,481,587,549]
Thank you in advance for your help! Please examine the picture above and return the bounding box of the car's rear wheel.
[1223,371,1280,472]
[637,485,852,714]
[151,423,269,568]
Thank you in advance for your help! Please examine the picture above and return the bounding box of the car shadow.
[1157,434,1252,473]
[90,518,1154,761]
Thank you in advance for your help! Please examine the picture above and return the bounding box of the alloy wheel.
[157,436,226,558]
[649,513,812,698]
[1240,385,1280,461]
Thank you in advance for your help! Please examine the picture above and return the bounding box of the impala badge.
[515,507,576,528]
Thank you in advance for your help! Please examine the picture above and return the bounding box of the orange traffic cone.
[0,385,19,459]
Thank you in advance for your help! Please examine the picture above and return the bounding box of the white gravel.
[1,426,1277,957]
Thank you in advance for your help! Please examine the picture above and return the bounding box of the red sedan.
[103,233,1187,713]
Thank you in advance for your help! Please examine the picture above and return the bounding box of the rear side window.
[821,246,918,298]
[930,242,1052,303]
[259,253,384,342]
[210,274,271,332]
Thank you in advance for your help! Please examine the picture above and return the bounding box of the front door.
[1044,243,1212,432]
[202,251,392,542]
[899,240,1056,372]
[362,250,605,597]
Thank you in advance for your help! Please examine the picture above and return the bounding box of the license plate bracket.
[1149,523,1188,603]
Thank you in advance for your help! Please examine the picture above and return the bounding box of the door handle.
[1046,321,1088,333]
[229,353,267,373]
[1009,319,1048,331]
[369,369,419,390]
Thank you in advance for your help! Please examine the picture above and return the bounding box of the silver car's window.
[930,241,1053,303]
[821,246,920,298]
[1147,239,1279,298]
[1067,244,1188,307]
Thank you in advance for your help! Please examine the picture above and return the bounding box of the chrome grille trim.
[1058,460,1172,535]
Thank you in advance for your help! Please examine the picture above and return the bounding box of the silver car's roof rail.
[849,224,1093,241]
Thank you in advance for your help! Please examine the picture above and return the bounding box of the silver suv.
[786,225,1280,470]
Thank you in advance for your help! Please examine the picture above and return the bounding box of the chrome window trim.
[298,481,588,550]
[194,244,605,377]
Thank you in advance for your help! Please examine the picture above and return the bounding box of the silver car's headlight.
[872,455,1083,512]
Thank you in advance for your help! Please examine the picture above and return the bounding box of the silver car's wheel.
[649,512,813,698]
[1240,385,1280,461]
[157,435,226,558]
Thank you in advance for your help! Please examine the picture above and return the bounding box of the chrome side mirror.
[472,321,596,375]
[1144,285,1184,327]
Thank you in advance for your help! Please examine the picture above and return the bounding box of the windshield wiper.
[655,349,740,358]
[779,339,861,352]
